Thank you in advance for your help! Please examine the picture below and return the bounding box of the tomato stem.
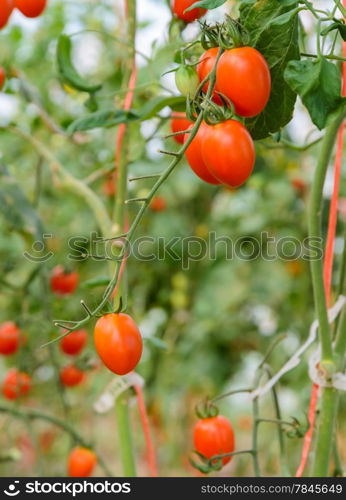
[115,391,137,477]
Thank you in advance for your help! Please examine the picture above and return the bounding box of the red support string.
[134,384,159,477]
[295,7,346,476]
[112,0,158,477]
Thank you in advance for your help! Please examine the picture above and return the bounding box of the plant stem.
[115,391,136,477]
[251,398,261,477]
[309,106,346,366]
[310,105,346,477]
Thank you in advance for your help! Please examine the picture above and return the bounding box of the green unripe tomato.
[175,65,199,97]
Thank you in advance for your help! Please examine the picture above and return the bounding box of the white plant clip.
[93,372,145,414]
[251,295,346,400]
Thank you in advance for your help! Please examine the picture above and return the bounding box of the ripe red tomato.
[60,364,84,387]
[2,369,31,400]
[15,0,47,18]
[197,48,223,105]
[0,321,22,355]
[202,120,255,187]
[170,112,192,144]
[60,329,87,356]
[50,266,79,295]
[150,196,167,212]
[94,313,143,376]
[172,0,206,23]
[0,67,6,90]
[216,47,271,117]
[0,0,14,29]
[184,123,221,185]
[68,447,97,477]
[193,415,235,465]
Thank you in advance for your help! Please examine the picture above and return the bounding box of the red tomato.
[103,173,116,197]
[2,369,31,400]
[202,120,255,187]
[216,47,271,117]
[15,0,47,18]
[60,364,84,387]
[197,48,223,105]
[150,196,167,212]
[0,67,6,90]
[60,329,87,356]
[0,321,22,355]
[170,112,192,144]
[193,415,235,465]
[172,0,206,23]
[94,313,143,376]
[184,122,221,185]
[68,447,97,477]
[50,266,79,295]
[0,0,14,29]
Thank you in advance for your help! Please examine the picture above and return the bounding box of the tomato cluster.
[172,45,271,188]
[0,0,47,29]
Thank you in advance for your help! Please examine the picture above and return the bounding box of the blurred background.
[0,0,345,476]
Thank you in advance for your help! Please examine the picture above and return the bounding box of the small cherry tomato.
[15,0,47,18]
[103,173,116,197]
[184,122,221,185]
[0,321,22,355]
[0,0,14,29]
[2,369,31,400]
[94,313,143,376]
[60,329,87,356]
[175,65,199,98]
[193,415,235,466]
[60,364,85,387]
[172,0,206,23]
[0,67,6,90]
[50,266,79,295]
[197,48,223,105]
[201,120,255,187]
[291,177,307,196]
[68,447,97,477]
[170,112,192,144]
[216,47,271,117]
[150,196,167,212]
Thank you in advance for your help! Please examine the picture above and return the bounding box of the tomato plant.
[2,370,31,400]
[67,447,97,477]
[94,313,143,376]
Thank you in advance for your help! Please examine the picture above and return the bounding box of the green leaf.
[239,0,300,140]
[321,21,346,41]
[67,109,139,133]
[57,34,102,93]
[139,95,186,119]
[82,277,111,288]
[67,96,186,133]
[284,58,342,129]
[185,0,226,12]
